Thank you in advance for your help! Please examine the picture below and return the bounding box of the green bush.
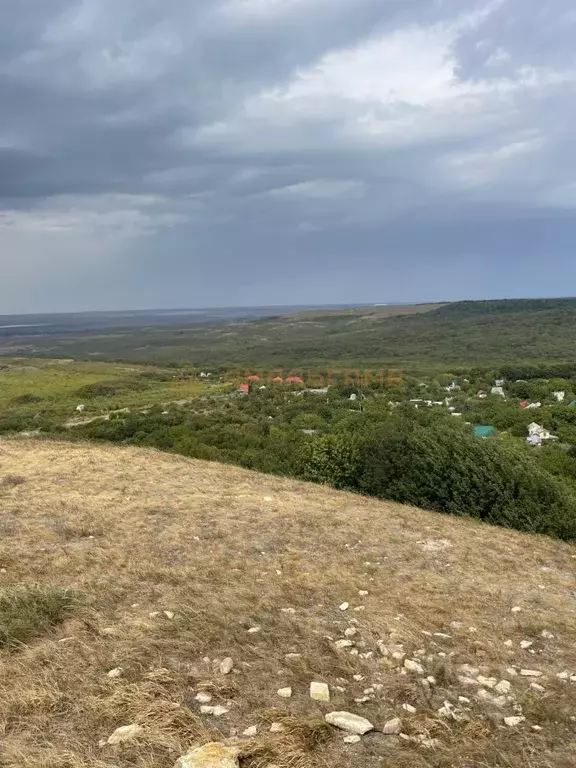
[354,419,576,540]
[0,585,79,650]
[298,433,362,490]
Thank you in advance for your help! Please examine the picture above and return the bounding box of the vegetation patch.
[0,585,79,649]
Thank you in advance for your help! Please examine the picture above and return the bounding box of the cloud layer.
[2,0,576,311]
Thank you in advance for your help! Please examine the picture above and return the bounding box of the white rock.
[343,734,361,744]
[354,696,371,704]
[392,651,406,661]
[495,680,511,695]
[504,639,513,647]
[335,639,354,649]
[402,703,417,714]
[458,696,471,704]
[281,608,296,614]
[556,671,569,680]
[353,674,364,682]
[325,711,374,735]
[541,630,555,640]
[506,668,518,677]
[247,627,261,634]
[358,590,369,597]
[107,667,123,678]
[504,716,525,727]
[175,742,240,768]
[382,717,402,735]
[242,726,258,737]
[404,659,425,675]
[477,676,497,689]
[195,692,213,703]
[310,682,330,702]
[520,640,533,649]
[530,683,545,692]
[285,653,301,660]
[427,676,436,685]
[277,687,292,698]
[511,606,522,613]
[200,705,230,717]
[270,722,285,732]
[107,724,143,745]
[339,602,350,612]
[520,669,542,677]
[571,675,576,683]
[344,627,358,638]
[219,658,234,675]
[164,610,175,619]
[532,725,543,731]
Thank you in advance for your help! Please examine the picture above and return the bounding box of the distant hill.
[1,439,575,768]
[3,297,576,367]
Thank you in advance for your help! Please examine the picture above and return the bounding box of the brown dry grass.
[0,438,575,768]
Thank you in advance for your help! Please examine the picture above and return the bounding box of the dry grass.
[0,438,575,768]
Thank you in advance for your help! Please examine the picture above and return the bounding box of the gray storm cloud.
[1,0,575,311]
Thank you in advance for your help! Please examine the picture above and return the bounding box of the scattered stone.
[541,630,555,640]
[458,696,471,704]
[107,724,143,745]
[358,590,369,597]
[100,627,117,636]
[532,725,543,731]
[504,716,525,727]
[285,653,301,660]
[495,680,512,695]
[477,676,497,689]
[556,671,569,680]
[427,676,436,685]
[382,717,402,735]
[433,632,451,639]
[270,722,285,733]
[504,639,513,647]
[149,612,160,618]
[339,602,350,611]
[520,669,542,677]
[175,742,240,768]
[247,627,261,634]
[344,627,358,638]
[200,705,230,717]
[520,640,533,649]
[450,621,463,629]
[392,651,406,661]
[219,658,234,675]
[506,668,518,677]
[530,683,545,692]
[107,668,123,678]
[281,608,296,614]
[511,606,522,613]
[335,639,354,649]
[277,687,292,698]
[164,610,175,619]
[354,696,371,704]
[404,659,425,675]
[402,703,417,714]
[343,734,362,744]
[353,674,364,682]
[325,711,374,734]
[242,726,258,737]
[310,682,330,702]
[195,692,213,704]
[353,606,365,611]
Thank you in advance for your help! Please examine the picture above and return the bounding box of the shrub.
[355,419,576,540]
[10,393,43,404]
[298,433,362,490]
[0,585,79,649]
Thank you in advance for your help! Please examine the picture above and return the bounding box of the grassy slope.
[0,439,575,768]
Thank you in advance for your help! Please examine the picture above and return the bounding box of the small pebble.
[343,734,361,744]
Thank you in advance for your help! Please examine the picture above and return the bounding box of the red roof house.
[238,383,249,393]
[287,376,304,384]
[247,375,260,382]
[271,376,283,384]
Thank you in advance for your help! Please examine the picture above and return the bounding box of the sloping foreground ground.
[0,439,575,768]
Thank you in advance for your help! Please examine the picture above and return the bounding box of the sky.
[1,0,576,313]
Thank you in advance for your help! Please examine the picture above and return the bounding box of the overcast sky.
[1,0,576,312]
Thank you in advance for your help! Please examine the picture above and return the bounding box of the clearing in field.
[0,439,575,767]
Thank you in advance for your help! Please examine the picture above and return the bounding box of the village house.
[490,386,505,397]
[526,422,557,446]
[552,390,565,403]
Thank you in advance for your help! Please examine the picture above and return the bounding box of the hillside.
[1,440,575,768]
[4,298,576,367]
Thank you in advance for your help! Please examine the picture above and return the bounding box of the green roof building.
[474,425,497,439]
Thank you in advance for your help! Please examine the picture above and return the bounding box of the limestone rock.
[175,742,240,768]
[382,717,402,735]
[195,692,213,704]
[310,682,330,702]
[339,602,349,611]
[402,703,416,714]
[107,723,143,745]
[107,667,123,678]
[504,716,525,727]
[343,734,361,744]
[325,711,374,734]
[219,658,234,675]
[242,726,258,737]
[335,639,354,649]
[495,680,511,695]
[520,669,542,677]
[277,687,292,698]
[404,659,425,675]
[270,722,285,732]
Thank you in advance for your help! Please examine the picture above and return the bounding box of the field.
[0,358,210,431]
[0,438,575,768]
